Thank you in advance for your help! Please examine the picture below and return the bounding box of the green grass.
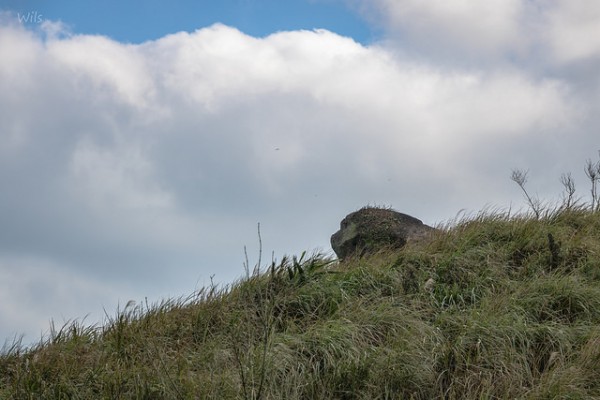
[3,207,600,399]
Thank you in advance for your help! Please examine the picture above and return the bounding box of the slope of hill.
[2,207,600,399]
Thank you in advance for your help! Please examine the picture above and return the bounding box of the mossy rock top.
[331,207,435,260]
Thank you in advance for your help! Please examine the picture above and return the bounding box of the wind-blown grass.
[2,207,600,399]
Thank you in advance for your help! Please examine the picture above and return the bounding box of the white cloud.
[0,16,597,345]
[69,138,173,211]
[47,34,159,110]
[543,0,600,64]
[355,0,600,68]
[352,0,526,61]
[0,22,41,82]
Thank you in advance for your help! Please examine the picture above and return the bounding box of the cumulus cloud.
[360,0,525,59]
[355,0,600,69]
[0,11,597,344]
[543,0,600,64]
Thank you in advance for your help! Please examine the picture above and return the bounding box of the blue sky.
[1,0,600,348]
[3,0,376,43]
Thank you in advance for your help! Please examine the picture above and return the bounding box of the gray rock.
[331,207,436,260]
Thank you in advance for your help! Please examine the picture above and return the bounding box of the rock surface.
[331,207,436,260]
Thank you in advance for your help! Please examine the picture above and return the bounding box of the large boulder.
[331,207,436,260]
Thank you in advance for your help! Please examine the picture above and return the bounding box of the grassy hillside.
[2,207,600,399]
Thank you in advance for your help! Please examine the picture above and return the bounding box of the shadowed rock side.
[331,207,437,260]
